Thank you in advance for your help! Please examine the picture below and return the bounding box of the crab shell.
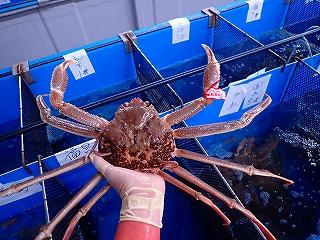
[98,98,175,170]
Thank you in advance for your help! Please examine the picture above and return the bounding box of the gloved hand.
[88,153,165,228]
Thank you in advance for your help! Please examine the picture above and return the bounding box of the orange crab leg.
[173,94,272,138]
[35,173,104,240]
[37,95,100,138]
[162,44,220,126]
[175,149,294,186]
[158,170,231,226]
[0,156,90,197]
[48,60,109,129]
[168,165,276,240]
[63,183,112,240]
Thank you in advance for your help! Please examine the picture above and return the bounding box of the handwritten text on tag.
[63,49,95,80]
[246,0,264,23]
[219,74,271,116]
[168,18,190,44]
[219,84,247,117]
[0,177,42,206]
[55,139,96,166]
[243,74,270,109]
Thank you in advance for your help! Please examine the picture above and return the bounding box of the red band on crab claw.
[203,85,226,100]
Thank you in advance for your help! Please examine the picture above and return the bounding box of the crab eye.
[145,101,151,107]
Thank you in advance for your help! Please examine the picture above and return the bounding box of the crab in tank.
[0,44,293,240]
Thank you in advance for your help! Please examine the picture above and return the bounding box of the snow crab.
[0,44,293,240]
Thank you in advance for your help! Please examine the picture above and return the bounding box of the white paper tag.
[219,74,271,116]
[0,177,42,206]
[243,74,271,109]
[219,84,247,117]
[168,18,190,44]
[305,0,314,3]
[246,68,266,80]
[229,68,266,87]
[55,139,96,166]
[246,0,264,23]
[0,0,11,4]
[63,49,95,80]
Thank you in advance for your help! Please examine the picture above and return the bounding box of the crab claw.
[201,44,220,90]
[50,59,74,109]
[201,44,226,102]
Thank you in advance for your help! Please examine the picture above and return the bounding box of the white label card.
[0,0,11,4]
[168,18,190,44]
[219,84,247,117]
[63,49,95,80]
[246,0,264,23]
[246,67,266,80]
[55,139,96,166]
[0,177,42,206]
[219,74,271,116]
[229,68,266,87]
[243,74,271,109]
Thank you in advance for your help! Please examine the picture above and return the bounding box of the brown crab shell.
[97,98,176,170]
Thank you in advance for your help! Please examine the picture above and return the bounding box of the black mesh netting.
[284,0,320,34]
[284,0,320,52]
[277,60,320,140]
[213,15,284,86]
[0,76,51,174]
[130,38,183,113]
[40,161,97,240]
[20,79,51,163]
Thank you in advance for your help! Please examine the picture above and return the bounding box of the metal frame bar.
[1,26,320,141]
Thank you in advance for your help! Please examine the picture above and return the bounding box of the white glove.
[89,153,165,228]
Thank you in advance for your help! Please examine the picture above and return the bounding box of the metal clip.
[12,61,36,84]
[201,7,220,28]
[119,31,138,54]
[38,0,50,7]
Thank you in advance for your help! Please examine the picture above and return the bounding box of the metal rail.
[38,155,53,240]
[1,18,319,78]
[1,26,320,142]
[18,65,26,168]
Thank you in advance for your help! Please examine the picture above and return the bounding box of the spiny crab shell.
[98,98,175,170]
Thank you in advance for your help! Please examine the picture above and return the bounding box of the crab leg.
[35,172,104,240]
[173,94,272,138]
[48,60,109,129]
[63,183,111,240]
[0,156,90,198]
[169,165,276,240]
[37,95,100,138]
[175,149,294,186]
[162,44,219,126]
[157,170,231,226]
